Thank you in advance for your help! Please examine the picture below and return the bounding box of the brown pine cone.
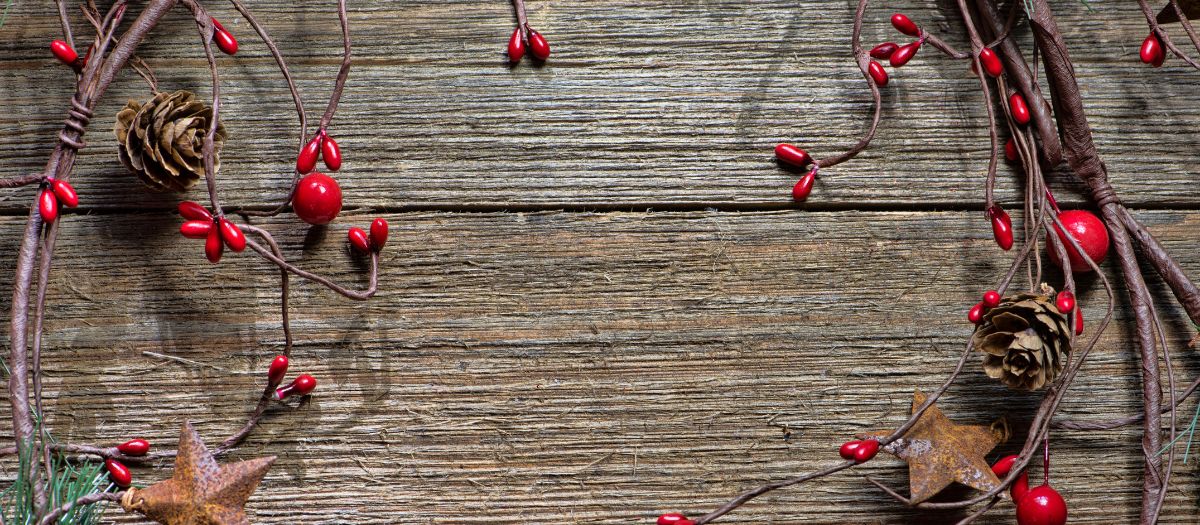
[971,287,1071,391]
[114,90,226,192]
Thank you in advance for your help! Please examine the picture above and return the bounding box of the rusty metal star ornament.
[120,422,275,525]
[860,390,1006,504]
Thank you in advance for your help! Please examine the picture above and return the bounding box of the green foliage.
[0,0,11,29]
[0,433,114,525]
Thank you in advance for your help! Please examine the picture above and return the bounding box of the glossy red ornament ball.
[989,206,1014,251]
[51,179,78,207]
[968,302,985,324]
[870,42,899,59]
[982,290,1001,308]
[1009,93,1031,125]
[219,218,246,252]
[792,170,816,202]
[529,29,551,61]
[868,60,888,87]
[1140,33,1165,67]
[180,220,212,239]
[507,27,526,63]
[891,13,920,36]
[1005,139,1019,162]
[348,227,371,253]
[39,190,58,223]
[293,172,343,225]
[1016,485,1067,525]
[1047,210,1109,273]
[370,218,389,251]
[268,355,289,384]
[890,41,920,67]
[775,143,811,169]
[1055,290,1075,313]
[117,438,151,456]
[839,440,862,460]
[322,135,342,171]
[853,439,880,463]
[205,225,224,263]
[211,18,238,55]
[297,135,322,174]
[990,454,1019,477]
[105,459,132,487]
[50,40,78,65]
[179,201,212,221]
[657,513,688,525]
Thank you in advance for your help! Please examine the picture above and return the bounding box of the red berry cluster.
[773,144,817,202]
[863,14,926,88]
[348,218,389,254]
[508,26,551,63]
[38,178,78,224]
[991,455,1068,525]
[178,202,246,263]
[104,438,152,488]
[297,129,342,174]
[838,438,880,463]
[268,355,318,400]
[968,289,1002,324]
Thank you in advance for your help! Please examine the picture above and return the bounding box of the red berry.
[205,225,224,263]
[1074,308,1084,335]
[50,40,78,65]
[989,206,1014,251]
[991,454,1020,477]
[968,302,985,324]
[105,459,132,487]
[982,290,1001,308]
[117,439,151,456]
[292,173,343,225]
[890,41,920,67]
[1055,290,1075,313]
[979,47,1003,77]
[869,42,899,59]
[868,60,888,87]
[791,170,816,202]
[1141,33,1164,67]
[1047,210,1109,273]
[657,513,688,525]
[180,220,212,239]
[853,439,880,463]
[348,227,371,253]
[774,143,811,168]
[528,28,551,61]
[891,14,920,36]
[1011,470,1030,502]
[322,135,342,171]
[1005,139,1019,162]
[297,135,323,174]
[370,218,389,251]
[50,179,78,208]
[839,440,862,460]
[1016,485,1067,525]
[179,201,212,221]
[219,218,246,252]
[507,27,526,63]
[275,374,317,400]
[39,190,58,223]
[1009,93,1031,125]
[268,355,289,384]
[212,18,238,55]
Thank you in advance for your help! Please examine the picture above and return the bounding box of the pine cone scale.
[971,288,1071,391]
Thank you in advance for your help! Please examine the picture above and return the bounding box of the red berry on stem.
[205,225,224,263]
[322,135,342,171]
[870,42,899,59]
[348,227,371,253]
[891,14,920,36]
[868,60,888,87]
[293,173,343,225]
[297,135,323,174]
[968,302,985,324]
[117,439,151,456]
[853,439,880,463]
[528,28,551,61]
[989,206,1014,251]
[1009,93,1031,125]
[50,179,78,208]
[1141,33,1164,67]
[179,201,212,221]
[211,18,238,55]
[774,143,811,169]
[839,440,862,460]
[180,220,212,239]
[890,41,920,67]
[275,374,317,400]
[1011,470,1030,502]
[1016,485,1067,525]
[507,27,526,63]
[991,454,1019,477]
[983,290,1001,308]
[1047,210,1109,273]
[268,355,289,384]
[1074,308,1084,335]
[979,47,1004,77]
[39,190,58,223]
[657,513,688,525]
[219,218,246,252]
[1055,290,1075,313]
[792,170,816,202]
[370,218,389,251]
[1005,139,1019,162]
[105,459,132,487]
[50,40,78,65]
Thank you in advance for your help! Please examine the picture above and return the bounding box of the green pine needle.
[0,430,115,525]
[1157,399,1200,463]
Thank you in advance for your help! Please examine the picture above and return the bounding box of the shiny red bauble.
[1047,210,1109,273]
[529,29,551,61]
[117,438,151,456]
[1016,485,1067,525]
[293,172,343,225]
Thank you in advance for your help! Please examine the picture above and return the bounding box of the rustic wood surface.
[1,0,1199,523]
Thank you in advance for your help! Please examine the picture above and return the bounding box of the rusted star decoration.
[120,421,276,525]
[860,390,1006,504]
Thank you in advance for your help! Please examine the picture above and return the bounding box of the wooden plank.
[0,209,1192,523]
[1,1,1199,209]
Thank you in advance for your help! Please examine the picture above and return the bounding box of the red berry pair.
[297,129,343,174]
[348,218,389,254]
[656,513,694,525]
[508,26,551,63]
[838,439,880,463]
[38,178,79,224]
[178,201,246,263]
[211,18,238,55]
[774,144,820,202]
[968,290,1002,324]
[1140,33,1165,67]
[267,351,316,400]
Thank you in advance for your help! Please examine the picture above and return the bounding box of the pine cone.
[114,90,226,192]
[971,289,1071,391]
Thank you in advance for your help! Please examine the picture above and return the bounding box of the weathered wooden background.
[1,0,1200,523]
